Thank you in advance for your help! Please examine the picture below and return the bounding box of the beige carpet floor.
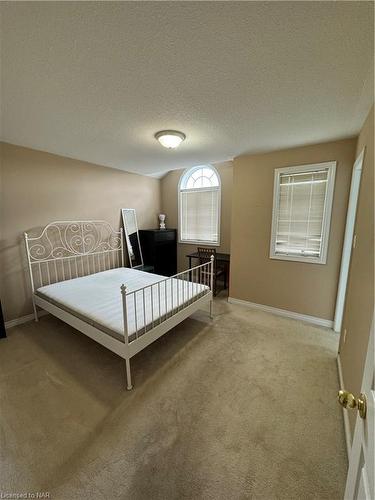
[0,298,347,500]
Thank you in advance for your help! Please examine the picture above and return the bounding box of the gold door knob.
[338,390,367,419]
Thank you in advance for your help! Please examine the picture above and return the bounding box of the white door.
[340,317,374,499]
[334,149,365,333]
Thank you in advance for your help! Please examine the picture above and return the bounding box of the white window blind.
[180,189,220,243]
[270,162,336,264]
[179,166,221,245]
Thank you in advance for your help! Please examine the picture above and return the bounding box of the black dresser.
[139,229,177,277]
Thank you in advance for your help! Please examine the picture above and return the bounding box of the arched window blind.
[179,166,221,245]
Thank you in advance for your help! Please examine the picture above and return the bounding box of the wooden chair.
[197,247,226,296]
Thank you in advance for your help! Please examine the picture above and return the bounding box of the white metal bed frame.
[24,220,214,390]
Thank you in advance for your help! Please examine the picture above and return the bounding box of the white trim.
[178,164,221,246]
[337,353,352,458]
[228,297,333,328]
[269,161,337,265]
[179,240,221,247]
[333,148,365,333]
[5,310,49,329]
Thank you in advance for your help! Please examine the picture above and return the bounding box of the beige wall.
[160,162,233,272]
[230,138,357,320]
[0,143,161,321]
[339,106,374,434]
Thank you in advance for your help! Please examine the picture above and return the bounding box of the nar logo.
[0,493,51,500]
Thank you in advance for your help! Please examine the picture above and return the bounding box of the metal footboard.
[121,257,214,389]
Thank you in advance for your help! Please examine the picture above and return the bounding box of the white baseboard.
[5,310,49,329]
[227,297,334,328]
[337,353,352,458]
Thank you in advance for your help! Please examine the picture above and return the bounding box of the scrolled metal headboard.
[24,220,124,292]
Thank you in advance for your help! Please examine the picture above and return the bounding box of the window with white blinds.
[179,166,221,245]
[270,162,336,264]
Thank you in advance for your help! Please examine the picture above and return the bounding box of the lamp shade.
[155,130,186,149]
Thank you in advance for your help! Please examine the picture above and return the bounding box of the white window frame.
[178,165,221,246]
[270,161,336,264]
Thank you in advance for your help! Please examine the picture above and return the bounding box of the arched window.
[179,165,221,245]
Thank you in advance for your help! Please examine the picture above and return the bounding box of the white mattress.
[36,268,209,340]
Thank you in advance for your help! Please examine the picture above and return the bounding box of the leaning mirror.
[121,208,143,268]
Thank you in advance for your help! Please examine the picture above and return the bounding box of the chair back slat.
[197,247,216,265]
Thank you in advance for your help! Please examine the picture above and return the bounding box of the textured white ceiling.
[1,1,374,177]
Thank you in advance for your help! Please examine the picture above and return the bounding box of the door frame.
[334,148,365,333]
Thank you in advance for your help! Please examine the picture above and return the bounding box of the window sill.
[270,254,326,265]
[179,240,220,247]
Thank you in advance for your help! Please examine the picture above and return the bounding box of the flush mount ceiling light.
[155,130,186,149]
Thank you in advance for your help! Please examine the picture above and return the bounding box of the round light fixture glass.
[155,130,186,149]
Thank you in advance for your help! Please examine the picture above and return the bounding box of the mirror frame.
[121,208,144,269]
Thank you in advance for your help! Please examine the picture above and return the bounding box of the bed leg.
[32,301,39,322]
[125,358,133,391]
[209,299,213,319]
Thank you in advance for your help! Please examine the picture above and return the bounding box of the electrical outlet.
[343,328,347,343]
